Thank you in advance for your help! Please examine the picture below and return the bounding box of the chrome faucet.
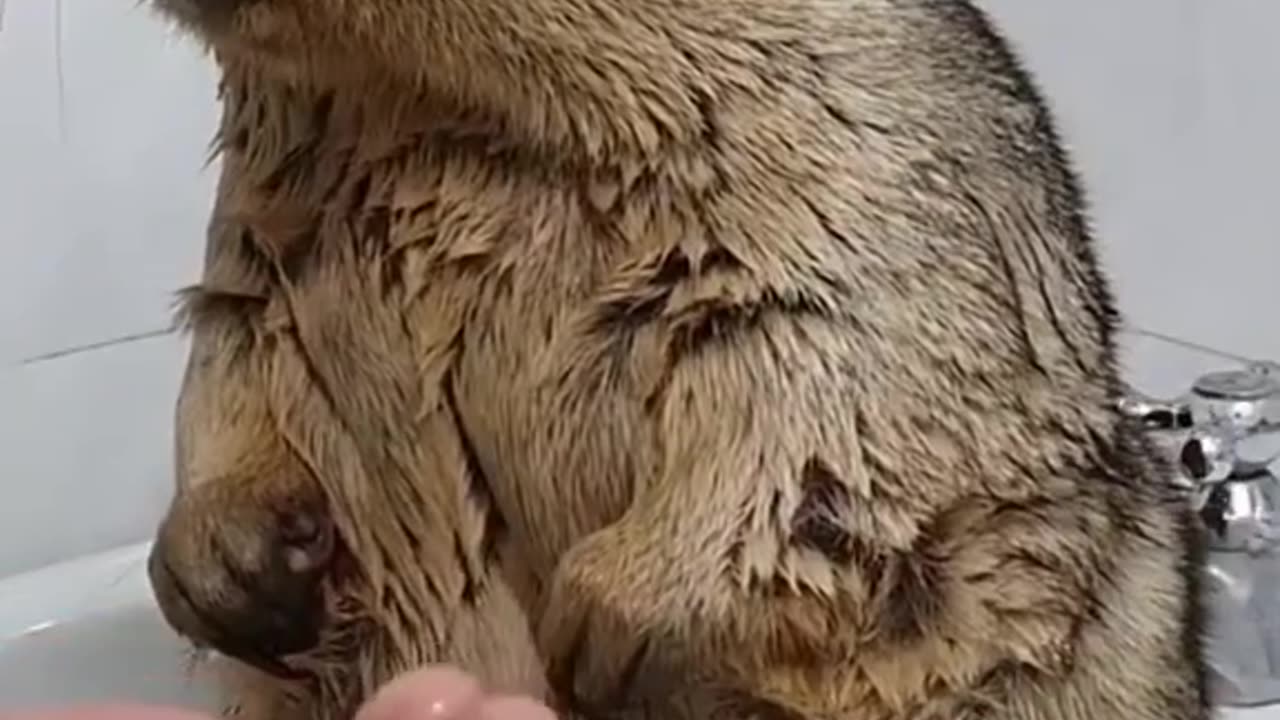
[1120,361,1280,706]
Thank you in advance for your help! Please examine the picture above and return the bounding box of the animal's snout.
[148,484,337,679]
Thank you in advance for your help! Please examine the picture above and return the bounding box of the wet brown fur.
[146,0,1208,718]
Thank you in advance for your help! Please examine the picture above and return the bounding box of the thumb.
[0,706,212,720]
[355,666,484,720]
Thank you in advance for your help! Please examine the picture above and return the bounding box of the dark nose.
[148,492,336,679]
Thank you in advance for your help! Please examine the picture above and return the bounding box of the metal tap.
[1120,362,1280,552]
[1121,361,1280,706]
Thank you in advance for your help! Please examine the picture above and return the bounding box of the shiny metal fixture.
[1121,362,1280,706]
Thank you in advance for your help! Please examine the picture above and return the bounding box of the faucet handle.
[1246,359,1280,376]
[1178,367,1280,483]
[1116,390,1194,431]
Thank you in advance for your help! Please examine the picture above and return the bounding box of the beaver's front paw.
[537,532,668,717]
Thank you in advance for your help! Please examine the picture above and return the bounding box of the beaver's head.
[140,73,545,718]
[145,268,545,713]
[143,276,357,691]
[143,0,659,708]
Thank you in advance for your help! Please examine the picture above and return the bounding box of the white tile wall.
[0,1,213,575]
[0,0,1276,576]
[980,0,1280,365]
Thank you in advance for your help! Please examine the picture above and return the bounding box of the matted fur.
[145,0,1208,718]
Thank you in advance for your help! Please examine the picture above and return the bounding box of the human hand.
[356,665,556,720]
[0,666,555,720]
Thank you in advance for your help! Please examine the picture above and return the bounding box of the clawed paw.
[537,542,662,716]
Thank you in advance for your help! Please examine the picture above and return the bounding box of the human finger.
[0,705,212,720]
[355,665,485,720]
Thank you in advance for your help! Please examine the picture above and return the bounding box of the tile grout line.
[1121,325,1267,368]
[14,326,177,366]
[7,320,1271,370]
[54,0,67,142]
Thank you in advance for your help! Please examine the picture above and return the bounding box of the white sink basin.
[0,542,219,713]
[0,541,1277,718]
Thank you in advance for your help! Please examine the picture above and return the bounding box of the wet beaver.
[145,0,1207,718]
